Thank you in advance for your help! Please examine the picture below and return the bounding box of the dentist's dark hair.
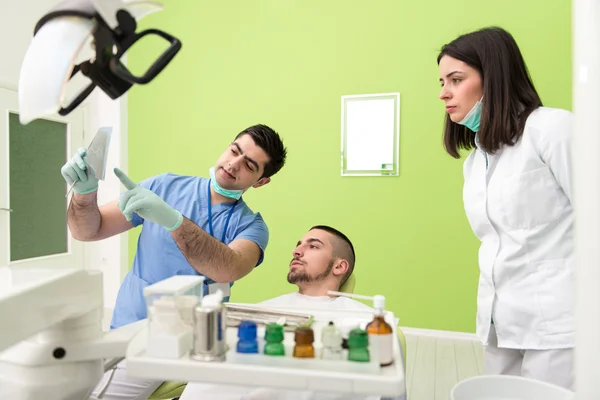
[437,26,543,158]
[235,124,287,178]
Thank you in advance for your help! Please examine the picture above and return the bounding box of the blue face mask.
[458,97,483,132]
[209,167,243,200]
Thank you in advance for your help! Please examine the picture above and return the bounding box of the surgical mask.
[209,167,243,200]
[458,97,483,132]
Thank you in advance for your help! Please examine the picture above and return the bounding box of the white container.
[451,375,575,400]
[143,275,205,359]
[126,306,405,397]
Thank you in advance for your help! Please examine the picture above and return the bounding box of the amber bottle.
[366,295,394,366]
[293,326,315,358]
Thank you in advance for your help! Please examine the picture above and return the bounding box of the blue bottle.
[237,320,259,354]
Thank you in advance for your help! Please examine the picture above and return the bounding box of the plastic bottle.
[366,295,394,366]
[347,328,370,362]
[264,323,285,356]
[293,326,315,358]
[327,290,395,367]
[236,320,258,354]
[321,321,343,360]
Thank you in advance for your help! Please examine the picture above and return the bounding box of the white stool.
[451,375,574,400]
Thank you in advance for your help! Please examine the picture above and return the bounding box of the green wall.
[128,0,572,333]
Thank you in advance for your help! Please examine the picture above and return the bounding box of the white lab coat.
[463,107,575,350]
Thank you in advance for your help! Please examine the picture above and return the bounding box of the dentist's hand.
[115,168,183,231]
[60,147,99,194]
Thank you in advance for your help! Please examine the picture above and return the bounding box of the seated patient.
[180,225,405,400]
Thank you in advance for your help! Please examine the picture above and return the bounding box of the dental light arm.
[18,0,182,125]
[2,4,183,396]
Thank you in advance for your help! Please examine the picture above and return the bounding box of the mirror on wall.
[341,92,400,176]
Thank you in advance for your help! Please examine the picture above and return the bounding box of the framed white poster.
[341,92,400,176]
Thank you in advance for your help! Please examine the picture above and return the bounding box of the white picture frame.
[341,92,400,176]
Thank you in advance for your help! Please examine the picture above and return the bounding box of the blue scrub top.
[110,173,269,329]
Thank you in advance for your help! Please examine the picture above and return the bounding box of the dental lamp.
[1,1,181,398]
[17,0,182,125]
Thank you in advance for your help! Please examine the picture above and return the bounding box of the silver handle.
[0,208,13,212]
[103,357,124,372]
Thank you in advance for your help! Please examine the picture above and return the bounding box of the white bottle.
[321,322,343,360]
[366,295,394,367]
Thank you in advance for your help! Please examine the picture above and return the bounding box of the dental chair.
[148,274,407,400]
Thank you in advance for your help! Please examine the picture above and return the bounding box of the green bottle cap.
[265,324,284,342]
[347,329,369,348]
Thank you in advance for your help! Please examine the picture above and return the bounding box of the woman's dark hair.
[437,26,542,158]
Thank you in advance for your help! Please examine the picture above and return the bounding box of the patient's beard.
[287,260,334,284]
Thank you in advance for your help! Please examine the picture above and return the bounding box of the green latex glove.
[115,168,183,231]
[60,147,99,194]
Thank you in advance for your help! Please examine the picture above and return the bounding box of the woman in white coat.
[437,26,574,389]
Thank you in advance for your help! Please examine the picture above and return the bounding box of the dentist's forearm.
[67,192,102,241]
[171,217,243,283]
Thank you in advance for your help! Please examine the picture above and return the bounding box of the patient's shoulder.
[257,293,375,312]
[258,292,297,307]
[334,297,374,311]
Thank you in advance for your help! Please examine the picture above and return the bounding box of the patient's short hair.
[310,225,355,289]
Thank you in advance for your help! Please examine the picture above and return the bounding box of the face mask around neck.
[209,167,243,200]
[458,96,483,133]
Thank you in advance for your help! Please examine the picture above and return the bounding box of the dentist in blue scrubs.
[61,124,287,400]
